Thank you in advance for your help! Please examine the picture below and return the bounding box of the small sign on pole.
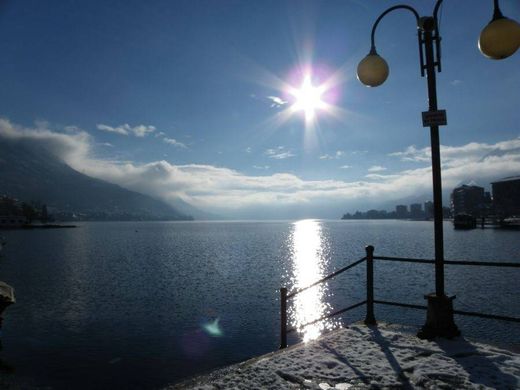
[422,110,447,127]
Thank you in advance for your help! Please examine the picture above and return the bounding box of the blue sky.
[0,0,519,218]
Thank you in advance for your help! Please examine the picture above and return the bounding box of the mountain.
[167,196,221,220]
[0,138,192,221]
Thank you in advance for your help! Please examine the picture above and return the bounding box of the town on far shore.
[342,175,520,228]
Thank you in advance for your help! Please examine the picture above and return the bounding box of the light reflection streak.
[289,219,336,342]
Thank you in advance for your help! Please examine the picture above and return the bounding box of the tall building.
[424,201,433,219]
[410,203,423,219]
[451,185,485,216]
[492,176,520,217]
[395,205,408,219]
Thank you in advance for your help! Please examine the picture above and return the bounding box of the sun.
[258,64,347,137]
[289,75,327,122]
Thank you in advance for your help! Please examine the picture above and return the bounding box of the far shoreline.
[0,224,77,230]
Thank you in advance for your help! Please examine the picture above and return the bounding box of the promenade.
[170,323,520,389]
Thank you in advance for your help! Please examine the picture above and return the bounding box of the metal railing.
[280,253,368,349]
[279,245,520,348]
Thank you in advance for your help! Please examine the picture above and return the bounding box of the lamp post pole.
[357,0,519,338]
[417,16,460,339]
[421,17,444,298]
[359,4,461,338]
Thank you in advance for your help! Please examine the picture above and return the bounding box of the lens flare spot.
[202,318,223,337]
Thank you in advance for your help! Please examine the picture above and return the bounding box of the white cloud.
[96,123,156,137]
[266,96,288,108]
[270,151,295,159]
[320,150,345,160]
[389,145,430,162]
[0,118,91,163]
[264,146,295,160]
[389,139,520,167]
[245,147,252,153]
[351,150,368,155]
[367,165,387,173]
[64,126,81,133]
[365,173,399,180]
[253,165,270,170]
[163,137,187,148]
[340,165,351,169]
[131,125,156,137]
[3,118,520,218]
[97,124,129,135]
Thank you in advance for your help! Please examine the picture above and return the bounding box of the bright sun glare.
[260,64,347,139]
[290,75,326,122]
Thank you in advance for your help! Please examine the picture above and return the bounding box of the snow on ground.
[169,323,520,389]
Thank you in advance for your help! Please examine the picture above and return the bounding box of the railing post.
[280,287,288,349]
[364,245,376,325]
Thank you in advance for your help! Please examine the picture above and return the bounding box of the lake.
[0,220,519,388]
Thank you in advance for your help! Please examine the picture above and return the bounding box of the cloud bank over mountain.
[1,118,519,219]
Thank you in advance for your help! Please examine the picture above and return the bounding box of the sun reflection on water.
[289,219,336,342]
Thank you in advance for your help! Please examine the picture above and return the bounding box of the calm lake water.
[0,220,519,389]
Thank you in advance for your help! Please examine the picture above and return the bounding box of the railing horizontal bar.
[287,258,366,299]
[445,260,520,268]
[326,300,367,320]
[375,256,520,268]
[286,300,367,334]
[374,300,427,311]
[375,300,520,323]
[374,256,435,264]
[454,310,520,323]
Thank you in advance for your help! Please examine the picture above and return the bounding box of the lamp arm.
[492,0,504,20]
[432,0,444,72]
[433,0,444,23]
[431,0,507,70]
[370,5,420,52]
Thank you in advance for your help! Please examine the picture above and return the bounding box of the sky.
[0,0,519,219]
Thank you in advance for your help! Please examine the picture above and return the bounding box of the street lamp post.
[357,0,520,339]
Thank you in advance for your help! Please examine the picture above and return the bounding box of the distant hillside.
[0,138,192,221]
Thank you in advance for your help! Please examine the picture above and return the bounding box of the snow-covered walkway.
[170,323,520,389]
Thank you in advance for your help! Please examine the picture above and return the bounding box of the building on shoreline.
[450,184,486,217]
[410,203,423,219]
[343,200,446,220]
[492,176,520,218]
[395,205,408,219]
[424,201,433,219]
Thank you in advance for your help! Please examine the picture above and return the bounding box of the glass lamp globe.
[479,17,520,59]
[357,53,389,87]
